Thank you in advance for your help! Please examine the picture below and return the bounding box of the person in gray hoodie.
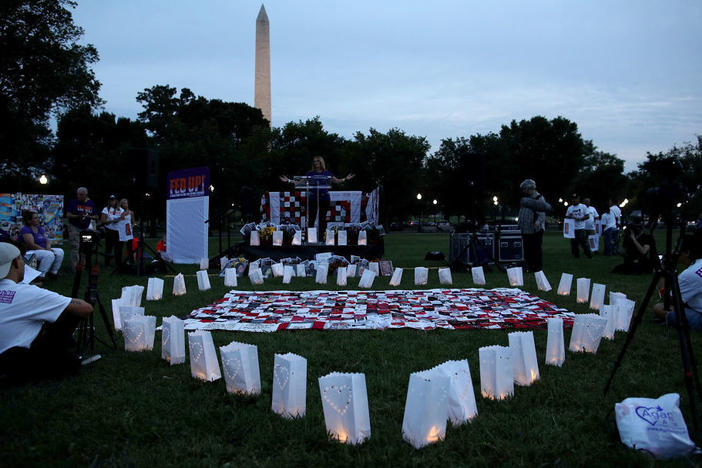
[518,179,552,272]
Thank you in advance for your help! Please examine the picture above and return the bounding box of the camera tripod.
[72,240,116,356]
[604,218,701,443]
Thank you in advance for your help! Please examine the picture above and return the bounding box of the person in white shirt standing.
[100,195,125,268]
[609,199,622,253]
[583,197,600,254]
[601,208,618,255]
[0,243,93,382]
[565,193,592,259]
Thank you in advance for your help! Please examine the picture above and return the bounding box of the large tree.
[0,0,101,188]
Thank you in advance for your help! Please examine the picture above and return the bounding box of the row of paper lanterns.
[111,281,637,448]
[250,227,367,246]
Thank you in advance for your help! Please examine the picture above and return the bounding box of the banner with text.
[166,167,209,263]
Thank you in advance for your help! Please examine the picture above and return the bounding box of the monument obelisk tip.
[254,3,271,126]
[257,4,268,23]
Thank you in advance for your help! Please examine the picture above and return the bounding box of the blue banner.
[167,167,210,200]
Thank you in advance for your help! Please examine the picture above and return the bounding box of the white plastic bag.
[615,393,696,460]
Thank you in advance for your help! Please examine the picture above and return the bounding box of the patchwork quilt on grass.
[184,288,574,332]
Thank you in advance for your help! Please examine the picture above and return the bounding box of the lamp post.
[39,174,48,185]
[416,193,422,231]
[432,199,438,224]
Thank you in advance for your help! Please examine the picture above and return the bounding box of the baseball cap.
[0,242,21,278]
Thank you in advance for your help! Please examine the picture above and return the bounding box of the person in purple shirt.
[20,211,64,279]
[65,187,98,269]
[279,156,354,240]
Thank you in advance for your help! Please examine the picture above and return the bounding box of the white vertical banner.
[166,167,210,264]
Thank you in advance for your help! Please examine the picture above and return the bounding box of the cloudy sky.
[73,0,702,172]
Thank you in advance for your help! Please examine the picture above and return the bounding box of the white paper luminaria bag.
[250,230,260,246]
[199,257,209,270]
[479,345,514,400]
[219,256,229,271]
[111,298,125,331]
[196,270,211,291]
[534,271,551,292]
[291,230,302,246]
[318,372,371,444]
[188,330,221,381]
[508,331,540,386]
[600,305,616,340]
[271,353,307,418]
[545,317,565,367]
[119,305,144,333]
[123,315,156,352]
[316,263,329,285]
[576,278,591,303]
[219,341,261,395]
[357,230,367,246]
[414,267,428,286]
[161,315,185,365]
[307,227,318,244]
[358,269,376,289]
[612,296,635,332]
[325,229,335,246]
[346,263,357,278]
[336,266,347,286]
[557,273,573,296]
[590,283,606,310]
[172,273,187,296]
[121,285,144,307]
[337,230,347,246]
[295,263,306,277]
[224,268,238,287]
[248,267,264,285]
[389,268,403,286]
[369,262,380,276]
[471,266,486,286]
[569,314,607,353]
[146,277,164,301]
[506,267,524,287]
[271,262,284,278]
[438,268,452,285]
[272,230,283,246]
[435,360,478,425]
[283,265,294,284]
[401,368,450,449]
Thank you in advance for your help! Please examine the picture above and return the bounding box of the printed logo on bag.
[274,365,290,390]
[635,405,676,427]
[323,384,353,416]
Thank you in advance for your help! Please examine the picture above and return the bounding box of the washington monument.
[255,4,271,126]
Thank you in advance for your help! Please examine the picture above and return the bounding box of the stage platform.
[220,240,384,262]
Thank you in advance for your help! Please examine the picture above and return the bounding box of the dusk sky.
[73,1,702,172]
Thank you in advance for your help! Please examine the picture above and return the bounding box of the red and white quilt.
[185,288,574,333]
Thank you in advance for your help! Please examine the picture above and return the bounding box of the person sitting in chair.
[0,243,93,382]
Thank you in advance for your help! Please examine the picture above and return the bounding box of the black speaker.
[127,148,159,189]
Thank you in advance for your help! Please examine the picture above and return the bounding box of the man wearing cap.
[565,193,592,258]
[0,242,93,381]
[66,187,99,269]
[100,194,125,267]
[518,179,551,272]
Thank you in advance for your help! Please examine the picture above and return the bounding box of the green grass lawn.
[1,231,700,467]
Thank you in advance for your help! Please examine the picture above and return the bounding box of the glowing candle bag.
[401,369,450,449]
[389,268,403,286]
[292,230,302,246]
[569,314,607,353]
[600,305,616,340]
[534,271,551,292]
[358,269,376,289]
[161,316,185,365]
[337,230,347,246]
[438,268,453,285]
[224,268,238,287]
[612,296,635,332]
[248,267,264,285]
[121,285,144,306]
[172,273,187,296]
[557,273,573,296]
[250,230,260,246]
[435,360,478,425]
[336,267,347,286]
[271,263,284,278]
[479,346,514,400]
[111,299,125,331]
[219,341,261,395]
[318,372,371,445]
[315,263,329,285]
[123,315,156,352]
[346,264,357,278]
[610,291,627,305]
[119,305,144,333]
[509,331,540,386]
[271,353,307,418]
[199,258,209,270]
[325,229,335,246]
[414,267,428,286]
[196,270,211,291]
[471,266,486,286]
[272,230,283,246]
[358,230,367,246]
[146,277,164,301]
[506,267,524,287]
[545,318,565,367]
[590,283,606,310]
[576,278,591,303]
[307,227,318,244]
[283,266,294,284]
[188,330,221,381]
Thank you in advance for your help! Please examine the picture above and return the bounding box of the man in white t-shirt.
[0,243,93,382]
[653,233,702,331]
[609,199,622,252]
[565,193,592,259]
[601,209,618,255]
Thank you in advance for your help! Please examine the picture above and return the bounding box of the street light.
[210,185,215,192]
[38,174,48,185]
[416,193,422,200]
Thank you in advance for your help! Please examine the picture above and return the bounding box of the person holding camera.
[612,218,656,274]
[518,179,551,272]
[65,187,99,269]
[100,195,124,268]
[19,210,64,279]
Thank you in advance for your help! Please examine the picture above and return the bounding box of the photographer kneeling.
[653,232,702,330]
[612,218,656,275]
[0,243,93,382]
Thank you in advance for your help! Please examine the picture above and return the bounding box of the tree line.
[2,0,700,227]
